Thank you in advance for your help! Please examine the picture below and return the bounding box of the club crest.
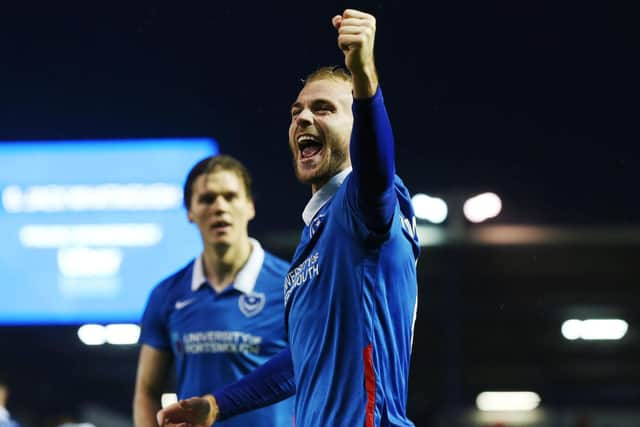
[238,292,266,318]
[309,213,326,239]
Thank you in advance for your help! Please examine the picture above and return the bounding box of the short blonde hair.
[303,66,352,86]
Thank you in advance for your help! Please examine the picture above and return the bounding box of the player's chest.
[284,216,344,307]
[168,291,270,333]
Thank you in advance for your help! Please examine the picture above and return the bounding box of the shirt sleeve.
[348,87,397,233]
[138,285,171,350]
[213,347,296,420]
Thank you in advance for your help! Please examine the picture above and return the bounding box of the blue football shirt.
[140,239,294,427]
[284,90,420,427]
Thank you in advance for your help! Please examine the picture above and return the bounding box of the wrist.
[351,63,378,99]
[203,394,219,425]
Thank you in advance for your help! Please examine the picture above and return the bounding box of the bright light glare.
[476,391,541,412]
[105,324,140,345]
[561,319,628,340]
[161,393,178,408]
[77,324,106,345]
[78,324,141,345]
[561,319,582,340]
[19,224,162,248]
[58,247,123,278]
[464,192,502,223]
[411,193,448,224]
[2,183,181,213]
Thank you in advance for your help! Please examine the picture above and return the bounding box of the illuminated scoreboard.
[0,138,218,324]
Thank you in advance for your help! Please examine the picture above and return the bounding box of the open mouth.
[211,220,231,230]
[297,135,323,159]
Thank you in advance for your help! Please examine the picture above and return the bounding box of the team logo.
[401,214,418,241]
[175,298,195,310]
[309,213,326,239]
[284,252,320,306]
[238,292,266,318]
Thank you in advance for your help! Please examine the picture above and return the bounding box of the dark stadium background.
[1,1,639,426]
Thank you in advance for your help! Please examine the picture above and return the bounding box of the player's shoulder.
[393,175,413,206]
[261,250,290,276]
[252,249,289,295]
[150,258,196,297]
[340,172,410,219]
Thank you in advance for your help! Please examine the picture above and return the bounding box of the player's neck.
[310,166,351,194]
[202,238,252,293]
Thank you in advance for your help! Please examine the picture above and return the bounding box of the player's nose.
[295,107,313,127]
[210,195,229,211]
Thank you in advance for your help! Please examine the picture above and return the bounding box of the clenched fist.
[332,9,378,98]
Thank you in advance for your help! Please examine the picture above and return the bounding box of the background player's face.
[288,78,354,191]
[187,169,255,250]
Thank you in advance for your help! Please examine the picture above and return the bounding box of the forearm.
[350,87,396,230]
[213,347,295,420]
[134,391,163,427]
[351,64,378,100]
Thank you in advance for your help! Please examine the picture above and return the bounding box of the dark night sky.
[1,1,639,233]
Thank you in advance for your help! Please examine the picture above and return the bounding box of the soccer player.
[133,155,294,427]
[0,376,20,427]
[157,8,419,427]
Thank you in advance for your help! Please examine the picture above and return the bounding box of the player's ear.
[247,199,256,221]
[187,209,194,223]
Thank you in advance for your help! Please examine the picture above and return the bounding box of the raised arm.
[334,9,396,232]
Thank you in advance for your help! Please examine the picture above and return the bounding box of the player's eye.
[199,194,216,204]
[314,103,334,114]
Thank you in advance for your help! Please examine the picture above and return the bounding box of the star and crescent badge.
[238,292,266,317]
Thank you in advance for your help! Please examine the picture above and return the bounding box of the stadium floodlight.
[411,193,448,224]
[105,323,141,345]
[561,319,628,340]
[77,324,107,346]
[561,319,582,340]
[476,391,541,412]
[463,192,502,223]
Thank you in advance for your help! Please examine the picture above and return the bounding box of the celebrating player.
[158,9,420,427]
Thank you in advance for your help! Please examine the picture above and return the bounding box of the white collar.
[302,168,352,225]
[0,407,9,421]
[191,238,265,294]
